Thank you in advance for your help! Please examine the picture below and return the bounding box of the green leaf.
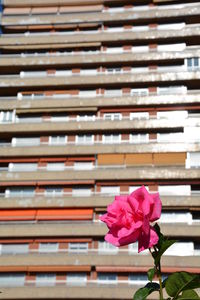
[177,289,200,299]
[154,239,177,265]
[133,282,160,300]
[165,272,200,299]
[147,268,155,282]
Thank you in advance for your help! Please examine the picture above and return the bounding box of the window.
[0,244,29,255]
[0,274,25,287]
[80,69,97,75]
[132,46,148,53]
[157,133,183,143]
[186,152,200,169]
[76,115,95,122]
[5,187,35,198]
[158,23,185,31]
[98,241,118,254]
[102,134,121,144]
[129,186,149,193]
[106,68,122,74]
[20,71,46,78]
[12,137,40,147]
[0,111,15,123]
[164,242,194,256]
[101,186,120,195]
[131,67,148,74]
[186,57,200,71]
[79,90,96,98]
[74,162,93,170]
[16,115,42,123]
[129,274,148,285]
[8,163,37,172]
[130,89,148,96]
[45,187,63,197]
[103,113,122,121]
[68,243,88,253]
[158,185,191,196]
[184,127,200,142]
[36,274,56,286]
[105,47,123,54]
[107,27,124,33]
[157,111,188,120]
[49,136,67,145]
[46,163,65,171]
[66,273,87,286]
[128,243,138,254]
[129,134,149,144]
[97,273,117,284]
[130,112,149,120]
[157,43,186,52]
[76,135,94,144]
[38,243,59,253]
[55,70,71,76]
[104,89,122,97]
[72,187,91,197]
[132,26,149,32]
[17,92,45,100]
[159,212,192,224]
[51,114,69,122]
[157,86,187,95]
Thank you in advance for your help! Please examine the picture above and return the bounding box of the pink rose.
[100,186,162,252]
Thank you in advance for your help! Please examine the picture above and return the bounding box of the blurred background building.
[0,0,200,299]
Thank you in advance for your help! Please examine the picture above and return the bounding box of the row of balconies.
[0,142,199,158]
[2,0,181,7]
[1,109,199,125]
[0,166,200,182]
[0,92,199,112]
[0,209,198,226]
[0,58,197,78]
[0,194,199,209]
[0,285,143,299]
[0,239,199,257]
[0,44,197,63]
[2,1,198,23]
[0,222,199,238]
[0,24,199,49]
[0,151,199,170]
[0,70,199,89]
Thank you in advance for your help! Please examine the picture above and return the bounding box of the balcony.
[0,167,200,182]
[1,117,200,134]
[1,91,200,112]
[2,2,200,27]
[0,69,200,89]
[0,222,199,238]
[0,142,200,158]
[0,24,199,50]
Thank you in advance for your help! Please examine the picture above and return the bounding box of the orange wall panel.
[153,153,186,165]
[0,210,36,221]
[126,154,152,165]
[36,209,93,221]
[98,154,125,165]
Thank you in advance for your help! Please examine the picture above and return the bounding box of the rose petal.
[149,193,162,222]
[138,227,158,252]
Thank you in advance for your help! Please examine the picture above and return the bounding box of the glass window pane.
[36,274,56,286]
[39,243,59,253]
[68,243,88,253]
[0,274,25,287]
[1,244,29,255]
[67,273,87,286]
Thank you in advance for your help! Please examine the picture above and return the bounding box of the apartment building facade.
[0,0,200,299]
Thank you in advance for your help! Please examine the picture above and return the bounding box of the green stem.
[157,261,164,300]
[149,248,164,300]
